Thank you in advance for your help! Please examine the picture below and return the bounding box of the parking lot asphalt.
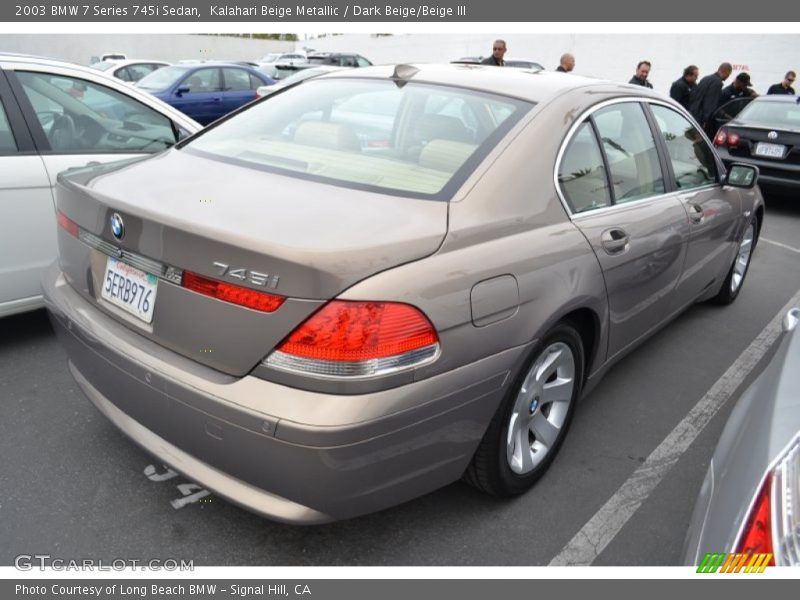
[1,194,798,567]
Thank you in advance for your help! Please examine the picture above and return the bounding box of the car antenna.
[391,64,419,88]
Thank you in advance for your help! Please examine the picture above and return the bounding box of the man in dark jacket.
[670,65,699,110]
[480,40,506,66]
[628,61,653,88]
[690,62,732,137]
[767,71,796,95]
[719,72,758,104]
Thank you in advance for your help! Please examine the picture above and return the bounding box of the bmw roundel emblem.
[110,212,125,240]
[768,131,778,140]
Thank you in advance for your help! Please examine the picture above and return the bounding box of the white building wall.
[0,34,294,66]
[300,33,799,95]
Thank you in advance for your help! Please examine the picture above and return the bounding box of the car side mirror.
[176,86,190,96]
[725,163,759,189]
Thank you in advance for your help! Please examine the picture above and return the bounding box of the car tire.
[464,322,585,497]
[712,218,757,305]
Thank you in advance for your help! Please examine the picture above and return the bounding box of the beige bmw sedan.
[43,64,763,523]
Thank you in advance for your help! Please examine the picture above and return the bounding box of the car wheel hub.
[506,342,575,475]
[731,223,755,293]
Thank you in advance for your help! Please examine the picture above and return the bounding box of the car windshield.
[92,61,119,72]
[136,66,189,90]
[259,53,281,63]
[737,100,800,128]
[183,78,532,199]
[307,56,327,65]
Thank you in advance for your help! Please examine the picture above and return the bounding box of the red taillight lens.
[182,271,285,313]
[56,211,79,238]
[714,130,728,146]
[277,301,438,362]
[727,132,741,146]
[266,301,440,378]
[735,474,775,562]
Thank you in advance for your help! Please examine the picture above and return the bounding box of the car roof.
[314,63,660,104]
[750,94,800,103]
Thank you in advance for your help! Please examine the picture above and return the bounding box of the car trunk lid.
[55,149,448,376]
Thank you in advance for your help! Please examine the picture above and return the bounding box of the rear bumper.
[43,263,522,523]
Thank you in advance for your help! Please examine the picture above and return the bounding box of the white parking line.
[761,238,800,254]
[549,287,800,566]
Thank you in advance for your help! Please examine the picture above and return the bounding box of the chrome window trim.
[554,96,724,220]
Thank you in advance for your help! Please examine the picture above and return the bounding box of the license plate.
[754,142,786,158]
[101,256,158,323]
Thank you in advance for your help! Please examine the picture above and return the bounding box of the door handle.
[600,228,630,254]
[686,202,704,224]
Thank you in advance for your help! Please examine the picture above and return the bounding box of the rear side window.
[650,105,717,189]
[558,122,611,213]
[184,79,532,199]
[592,103,665,203]
[222,68,252,92]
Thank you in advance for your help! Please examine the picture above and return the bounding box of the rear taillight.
[736,475,774,558]
[714,129,740,147]
[735,434,800,566]
[265,300,440,378]
[182,271,285,313]
[56,211,79,238]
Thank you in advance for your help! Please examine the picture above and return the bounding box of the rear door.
[647,103,742,308]
[0,70,53,315]
[558,100,690,360]
[220,67,259,116]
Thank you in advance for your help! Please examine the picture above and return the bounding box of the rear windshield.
[738,100,800,128]
[183,78,533,199]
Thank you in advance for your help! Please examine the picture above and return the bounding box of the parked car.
[43,64,763,523]
[713,95,800,194]
[255,53,308,78]
[684,307,800,567]
[0,53,200,318]
[91,59,171,83]
[255,66,341,97]
[452,57,545,70]
[135,63,274,125]
[89,52,127,64]
[307,52,372,68]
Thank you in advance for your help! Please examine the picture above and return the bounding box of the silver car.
[684,307,800,567]
[43,64,764,523]
[0,53,200,318]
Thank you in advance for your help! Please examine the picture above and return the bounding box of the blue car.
[136,63,274,125]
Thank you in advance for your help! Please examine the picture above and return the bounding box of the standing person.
[719,72,758,104]
[556,53,575,73]
[670,65,699,110]
[766,71,796,95]
[480,40,506,67]
[628,61,653,88]
[690,62,732,137]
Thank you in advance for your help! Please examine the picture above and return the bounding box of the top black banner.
[3,0,799,21]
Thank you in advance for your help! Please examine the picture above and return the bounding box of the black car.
[713,95,800,193]
[307,52,372,68]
